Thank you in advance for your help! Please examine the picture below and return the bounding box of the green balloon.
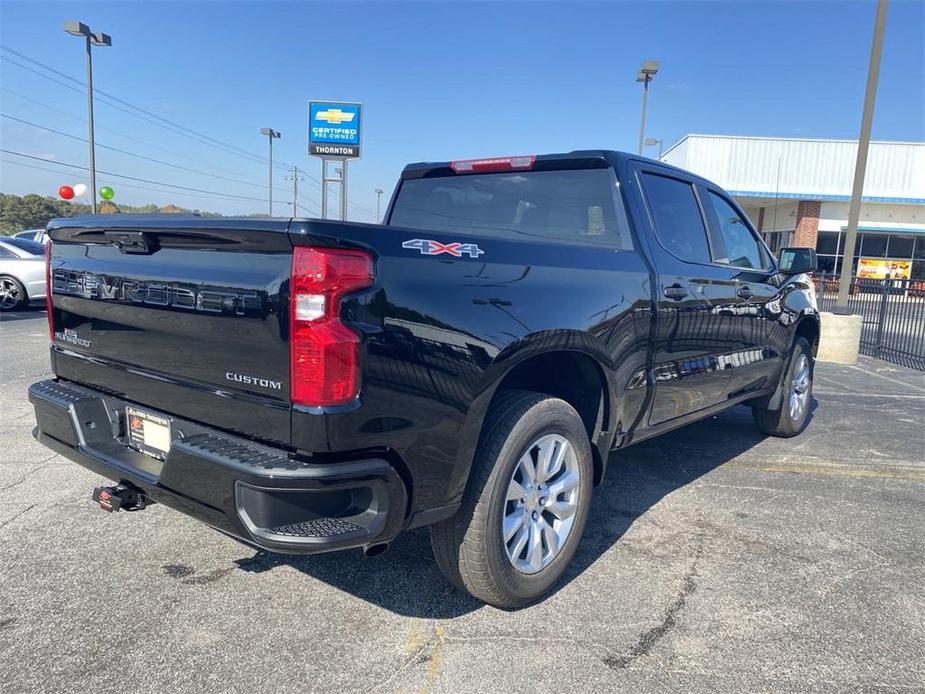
[99,186,114,200]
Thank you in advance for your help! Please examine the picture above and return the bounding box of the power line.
[1,86,275,181]
[1,48,295,173]
[0,157,266,207]
[3,156,322,216]
[3,45,287,168]
[0,47,350,216]
[1,112,299,196]
[1,149,273,203]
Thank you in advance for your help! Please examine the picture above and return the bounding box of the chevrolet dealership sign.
[308,101,362,159]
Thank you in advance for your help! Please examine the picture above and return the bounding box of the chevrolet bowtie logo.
[315,108,356,125]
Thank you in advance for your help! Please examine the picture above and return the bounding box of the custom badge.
[402,239,485,259]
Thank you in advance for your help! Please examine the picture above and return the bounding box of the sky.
[1,0,923,222]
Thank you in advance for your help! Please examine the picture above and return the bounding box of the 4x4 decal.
[402,238,484,259]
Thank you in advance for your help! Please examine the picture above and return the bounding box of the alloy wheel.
[0,278,22,309]
[789,354,811,422]
[502,433,580,574]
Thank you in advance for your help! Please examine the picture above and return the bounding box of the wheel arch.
[794,314,820,357]
[446,334,616,505]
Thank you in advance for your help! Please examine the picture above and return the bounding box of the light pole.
[63,21,111,214]
[645,137,664,161]
[836,0,889,313]
[375,188,384,222]
[260,128,281,216]
[636,60,659,155]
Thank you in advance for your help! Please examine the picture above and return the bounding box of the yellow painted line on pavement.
[730,459,925,481]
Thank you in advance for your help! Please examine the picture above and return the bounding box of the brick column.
[793,200,821,248]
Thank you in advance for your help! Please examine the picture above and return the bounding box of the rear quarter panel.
[291,220,653,512]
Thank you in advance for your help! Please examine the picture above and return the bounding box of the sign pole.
[340,160,348,221]
[321,159,328,220]
[308,101,362,222]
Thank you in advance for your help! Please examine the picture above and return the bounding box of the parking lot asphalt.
[1,307,923,693]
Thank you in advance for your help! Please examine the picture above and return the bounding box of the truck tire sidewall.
[482,400,593,602]
[754,336,814,437]
[784,336,814,433]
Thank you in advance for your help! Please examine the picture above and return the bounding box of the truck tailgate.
[46,218,293,445]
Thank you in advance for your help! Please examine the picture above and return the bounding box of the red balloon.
[59,185,75,200]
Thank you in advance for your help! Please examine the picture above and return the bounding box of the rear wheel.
[430,390,593,608]
[752,337,814,437]
[0,276,27,311]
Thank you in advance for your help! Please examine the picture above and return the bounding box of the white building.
[661,134,925,279]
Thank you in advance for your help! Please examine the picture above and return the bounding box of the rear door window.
[389,168,633,249]
[640,172,712,265]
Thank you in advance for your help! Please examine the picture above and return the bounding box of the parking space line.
[729,459,925,481]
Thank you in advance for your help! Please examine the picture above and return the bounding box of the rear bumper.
[28,379,408,554]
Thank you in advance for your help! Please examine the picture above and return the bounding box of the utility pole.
[260,128,281,216]
[64,21,111,214]
[835,0,888,313]
[375,188,384,222]
[287,166,303,217]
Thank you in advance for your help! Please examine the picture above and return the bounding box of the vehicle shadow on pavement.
[233,403,813,616]
[0,307,46,322]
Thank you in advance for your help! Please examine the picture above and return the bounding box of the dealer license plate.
[125,406,172,459]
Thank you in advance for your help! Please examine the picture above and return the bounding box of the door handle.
[737,285,754,299]
[663,284,688,301]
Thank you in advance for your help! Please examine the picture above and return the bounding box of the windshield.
[389,168,633,249]
[4,238,44,256]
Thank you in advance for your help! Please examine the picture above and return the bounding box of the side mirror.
[778,247,817,275]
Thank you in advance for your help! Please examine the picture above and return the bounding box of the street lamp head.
[90,32,112,47]
[636,59,660,82]
[260,128,281,139]
[63,20,90,37]
[645,138,660,146]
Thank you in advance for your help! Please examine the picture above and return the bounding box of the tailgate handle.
[105,231,158,255]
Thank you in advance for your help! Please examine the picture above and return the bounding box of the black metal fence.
[815,274,925,371]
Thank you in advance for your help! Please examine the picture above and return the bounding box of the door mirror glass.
[779,247,817,275]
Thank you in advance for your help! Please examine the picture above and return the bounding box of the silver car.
[0,237,46,310]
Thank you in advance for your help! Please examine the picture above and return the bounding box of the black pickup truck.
[29,151,819,608]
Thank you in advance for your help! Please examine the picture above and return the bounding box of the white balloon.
[73,183,88,196]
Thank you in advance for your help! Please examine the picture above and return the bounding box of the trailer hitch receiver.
[92,484,152,513]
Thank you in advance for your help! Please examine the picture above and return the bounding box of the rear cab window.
[639,172,712,264]
[389,168,634,249]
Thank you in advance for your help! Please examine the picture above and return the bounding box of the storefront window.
[815,231,925,279]
[861,234,888,257]
[914,236,925,259]
[889,234,915,258]
[816,231,840,255]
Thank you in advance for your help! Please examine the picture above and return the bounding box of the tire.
[430,390,594,609]
[0,275,27,311]
[752,336,814,437]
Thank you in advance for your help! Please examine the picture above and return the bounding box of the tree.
[0,193,224,234]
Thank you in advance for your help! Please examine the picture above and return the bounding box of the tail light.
[450,155,536,174]
[290,246,374,407]
[44,240,54,342]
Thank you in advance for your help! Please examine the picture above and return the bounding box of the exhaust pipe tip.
[363,542,389,558]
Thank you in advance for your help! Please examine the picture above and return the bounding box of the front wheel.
[0,276,27,311]
[752,336,814,437]
[430,390,594,609]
